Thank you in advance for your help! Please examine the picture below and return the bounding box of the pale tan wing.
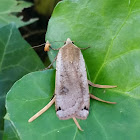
[55,43,90,120]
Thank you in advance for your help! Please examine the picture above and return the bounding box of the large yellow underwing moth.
[28,38,117,131]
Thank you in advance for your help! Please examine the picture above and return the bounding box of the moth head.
[65,38,74,45]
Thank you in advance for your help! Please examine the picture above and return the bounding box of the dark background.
[19,0,61,64]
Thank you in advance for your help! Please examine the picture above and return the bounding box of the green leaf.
[3,119,19,140]
[6,0,140,140]
[6,70,56,140]
[0,24,44,139]
[3,114,19,140]
[0,0,37,28]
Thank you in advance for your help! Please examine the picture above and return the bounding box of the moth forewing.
[55,39,90,120]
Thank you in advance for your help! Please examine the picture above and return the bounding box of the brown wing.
[55,43,90,120]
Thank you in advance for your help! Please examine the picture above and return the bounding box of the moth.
[28,38,117,131]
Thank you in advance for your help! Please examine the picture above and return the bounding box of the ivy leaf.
[0,0,37,28]
[6,70,56,140]
[0,24,44,139]
[3,119,19,140]
[6,0,140,140]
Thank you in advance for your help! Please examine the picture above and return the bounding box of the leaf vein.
[93,112,108,140]
[0,24,14,70]
[105,48,140,65]
[43,124,74,136]
[93,0,137,83]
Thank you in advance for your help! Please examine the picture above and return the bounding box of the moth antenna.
[79,46,90,50]
[28,96,55,122]
[32,40,65,50]
[31,40,76,50]
[52,41,65,43]
[32,43,46,49]
[72,117,84,131]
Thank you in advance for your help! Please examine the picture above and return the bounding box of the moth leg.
[88,80,117,88]
[80,46,90,50]
[28,96,55,122]
[72,117,84,131]
[90,94,116,104]
[41,55,57,70]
